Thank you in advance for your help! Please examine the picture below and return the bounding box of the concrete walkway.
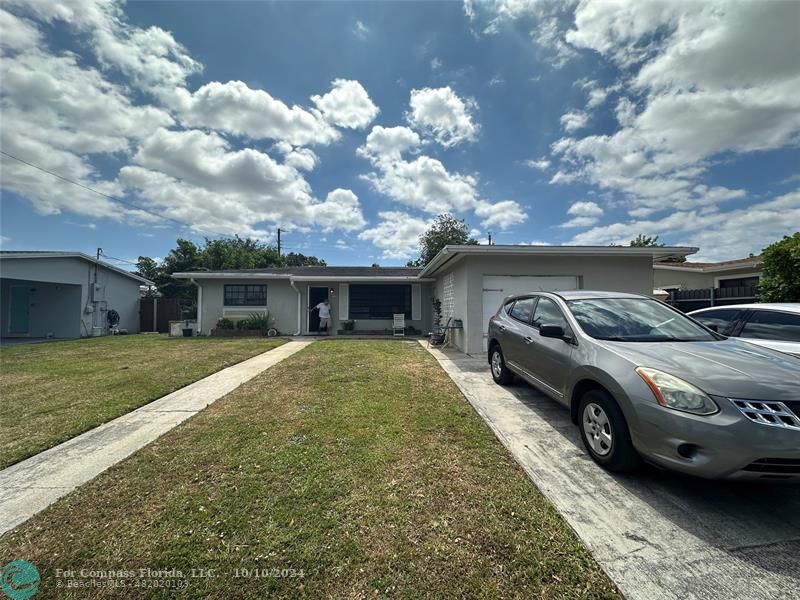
[422,342,800,600]
[0,340,312,536]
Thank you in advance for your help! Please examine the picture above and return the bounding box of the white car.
[688,303,800,358]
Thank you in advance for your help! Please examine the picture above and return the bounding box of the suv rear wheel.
[578,389,640,473]
[490,345,514,385]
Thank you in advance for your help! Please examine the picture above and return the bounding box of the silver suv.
[487,291,800,479]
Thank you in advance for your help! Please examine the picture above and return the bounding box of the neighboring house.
[0,251,152,339]
[176,244,695,355]
[654,256,762,292]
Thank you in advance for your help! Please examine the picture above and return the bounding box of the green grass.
[0,340,618,599]
[0,335,287,469]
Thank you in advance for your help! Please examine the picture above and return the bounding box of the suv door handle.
[524,336,534,344]
[498,324,506,331]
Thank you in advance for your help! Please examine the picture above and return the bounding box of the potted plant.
[430,297,445,345]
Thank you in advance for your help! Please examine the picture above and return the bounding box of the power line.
[0,150,232,239]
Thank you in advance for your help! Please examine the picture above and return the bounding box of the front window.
[567,298,718,342]
[719,276,759,289]
[224,284,267,306]
[349,284,411,320]
[532,297,568,330]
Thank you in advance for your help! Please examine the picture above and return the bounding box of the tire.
[578,389,641,473]
[489,345,514,385]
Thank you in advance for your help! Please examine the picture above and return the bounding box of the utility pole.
[277,228,282,256]
[487,232,492,245]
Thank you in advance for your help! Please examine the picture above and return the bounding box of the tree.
[758,232,800,302]
[622,233,685,262]
[629,234,662,247]
[408,214,478,267]
[136,237,326,315]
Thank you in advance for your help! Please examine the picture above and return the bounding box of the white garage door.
[482,275,579,351]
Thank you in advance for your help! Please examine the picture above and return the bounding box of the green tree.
[629,234,662,247]
[136,237,326,315]
[758,232,800,302]
[408,214,478,267]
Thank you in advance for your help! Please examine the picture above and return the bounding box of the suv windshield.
[567,298,718,342]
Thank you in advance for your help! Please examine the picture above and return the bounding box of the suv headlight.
[635,367,719,415]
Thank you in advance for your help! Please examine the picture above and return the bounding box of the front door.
[9,286,30,334]
[307,286,329,333]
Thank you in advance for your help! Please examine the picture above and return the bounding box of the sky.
[0,0,798,269]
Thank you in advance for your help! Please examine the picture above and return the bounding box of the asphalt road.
[425,343,800,600]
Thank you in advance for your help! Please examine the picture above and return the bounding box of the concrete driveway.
[423,343,800,600]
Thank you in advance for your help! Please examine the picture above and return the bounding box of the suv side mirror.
[539,324,566,339]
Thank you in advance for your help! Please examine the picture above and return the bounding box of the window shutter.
[339,283,349,319]
[411,284,421,321]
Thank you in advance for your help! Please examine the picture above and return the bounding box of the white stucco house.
[175,244,695,355]
[0,251,152,340]
[654,256,763,292]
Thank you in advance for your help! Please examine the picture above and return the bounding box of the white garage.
[481,275,579,351]
[421,245,696,355]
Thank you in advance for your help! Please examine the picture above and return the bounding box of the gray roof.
[176,266,422,277]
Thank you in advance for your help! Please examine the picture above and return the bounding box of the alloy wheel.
[491,351,503,378]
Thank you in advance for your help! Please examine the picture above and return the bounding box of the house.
[175,244,695,355]
[0,251,153,339]
[654,256,762,292]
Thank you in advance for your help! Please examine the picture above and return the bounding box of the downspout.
[190,278,203,335]
[289,277,302,335]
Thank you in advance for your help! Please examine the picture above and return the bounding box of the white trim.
[173,272,289,280]
[411,284,421,321]
[172,273,433,283]
[713,272,761,288]
[291,276,431,282]
[339,283,349,320]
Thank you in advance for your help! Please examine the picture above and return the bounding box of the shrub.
[759,233,800,302]
[216,317,235,330]
[236,312,274,331]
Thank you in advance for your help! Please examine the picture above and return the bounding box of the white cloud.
[430,57,442,71]
[0,235,10,246]
[177,80,340,145]
[475,200,528,230]
[571,189,800,261]
[407,86,479,147]
[274,142,319,172]
[310,79,379,129]
[560,201,604,228]
[0,8,41,50]
[353,20,369,39]
[550,0,800,220]
[559,110,588,133]
[357,126,421,163]
[357,211,431,259]
[525,158,550,171]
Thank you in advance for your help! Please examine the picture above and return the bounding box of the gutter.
[190,278,202,334]
[289,277,302,336]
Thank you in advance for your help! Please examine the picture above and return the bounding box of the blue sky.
[1,0,798,269]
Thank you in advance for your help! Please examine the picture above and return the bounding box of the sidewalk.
[0,340,313,536]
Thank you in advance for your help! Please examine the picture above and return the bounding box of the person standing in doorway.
[310,297,332,335]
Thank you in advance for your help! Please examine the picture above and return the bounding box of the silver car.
[487,291,800,480]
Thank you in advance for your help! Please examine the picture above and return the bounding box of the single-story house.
[0,251,152,339]
[175,244,695,355]
[654,256,762,292]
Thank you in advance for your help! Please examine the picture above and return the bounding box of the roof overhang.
[0,251,153,285]
[418,245,699,278]
[653,260,762,273]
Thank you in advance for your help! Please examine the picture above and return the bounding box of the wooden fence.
[666,286,758,312]
[139,297,181,333]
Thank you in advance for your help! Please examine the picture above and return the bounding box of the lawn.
[0,340,618,599]
[0,335,286,469]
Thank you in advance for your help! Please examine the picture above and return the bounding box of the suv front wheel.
[490,345,514,385]
[578,389,640,473]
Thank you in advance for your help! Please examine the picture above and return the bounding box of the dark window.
[349,284,411,320]
[509,297,535,324]
[691,309,742,335]
[224,284,267,306]
[719,276,759,289]
[741,311,800,342]
[503,299,516,314]
[532,297,568,330]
